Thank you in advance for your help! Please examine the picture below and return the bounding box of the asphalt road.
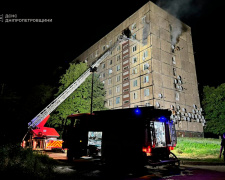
[48,152,225,180]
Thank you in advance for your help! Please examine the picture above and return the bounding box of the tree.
[48,62,106,128]
[202,83,225,136]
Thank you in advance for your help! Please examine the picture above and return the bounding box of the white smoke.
[171,19,182,46]
[156,0,202,45]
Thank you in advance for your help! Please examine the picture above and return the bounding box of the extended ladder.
[28,35,128,129]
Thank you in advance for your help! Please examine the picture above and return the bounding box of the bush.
[0,144,56,179]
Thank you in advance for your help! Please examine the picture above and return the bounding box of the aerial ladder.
[22,34,129,150]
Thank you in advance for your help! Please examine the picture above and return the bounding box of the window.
[132,67,138,74]
[102,63,105,69]
[144,88,149,96]
[133,92,138,99]
[144,75,149,83]
[108,88,112,95]
[133,79,138,87]
[116,97,120,104]
[102,45,106,51]
[117,45,121,51]
[175,92,179,101]
[142,16,146,24]
[143,50,148,60]
[116,75,120,82]
[117,55,121,61]
[132,56,137,64]
[102,73,105,78]
[108,78,112,85]
[132,23,136,30]
[116,86,120,93]
[132,45,137,52]
[90,53,94,59]
[96,49,99,57]
[109,59,112,65]
[109,68,112,75]
[116,65,120,71]
[143,63,149,70]
[172,56,176,64]
[109,40,112,47]
[132,34,136,40]
[145,103,151,107]
[108,99,112,106]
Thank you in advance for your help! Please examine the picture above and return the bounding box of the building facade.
[73,1,205,137]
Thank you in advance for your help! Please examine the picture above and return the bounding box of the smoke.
[156,0,203,45]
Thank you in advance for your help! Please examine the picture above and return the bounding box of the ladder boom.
[28,35,128,129]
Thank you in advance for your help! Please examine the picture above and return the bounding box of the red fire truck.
[62,107,179,168]
[22,115,63,151]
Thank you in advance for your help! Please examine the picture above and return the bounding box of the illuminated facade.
[73,1,204,137]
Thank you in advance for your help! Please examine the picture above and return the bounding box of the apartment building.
[73,1,204,137]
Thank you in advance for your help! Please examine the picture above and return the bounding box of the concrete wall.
[72,2,204,137]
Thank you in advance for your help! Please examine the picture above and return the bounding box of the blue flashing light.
[158,116,167,122]
[134,108,141,115]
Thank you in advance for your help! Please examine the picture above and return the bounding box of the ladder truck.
[22,34,129,151]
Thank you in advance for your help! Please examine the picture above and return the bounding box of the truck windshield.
[150,121,166,147]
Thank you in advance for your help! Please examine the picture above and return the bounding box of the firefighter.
[219,132,225,161]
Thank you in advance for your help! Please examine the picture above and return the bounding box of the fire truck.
[22,34,129,150]
[62,107,179,168]
[22,115,63,150]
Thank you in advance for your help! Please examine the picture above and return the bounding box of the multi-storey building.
[73,1,205,137]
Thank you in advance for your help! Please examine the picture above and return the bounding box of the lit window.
[109,68,112,75]
[116,97,120,104]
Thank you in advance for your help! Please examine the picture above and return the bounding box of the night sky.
[1,0,224,95]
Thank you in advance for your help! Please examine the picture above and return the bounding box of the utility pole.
[90,67,97,115]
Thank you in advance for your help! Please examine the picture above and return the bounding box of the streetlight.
[90,66,97,115]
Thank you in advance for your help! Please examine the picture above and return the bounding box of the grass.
[171,137,224,163]
[0,144,57,179]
